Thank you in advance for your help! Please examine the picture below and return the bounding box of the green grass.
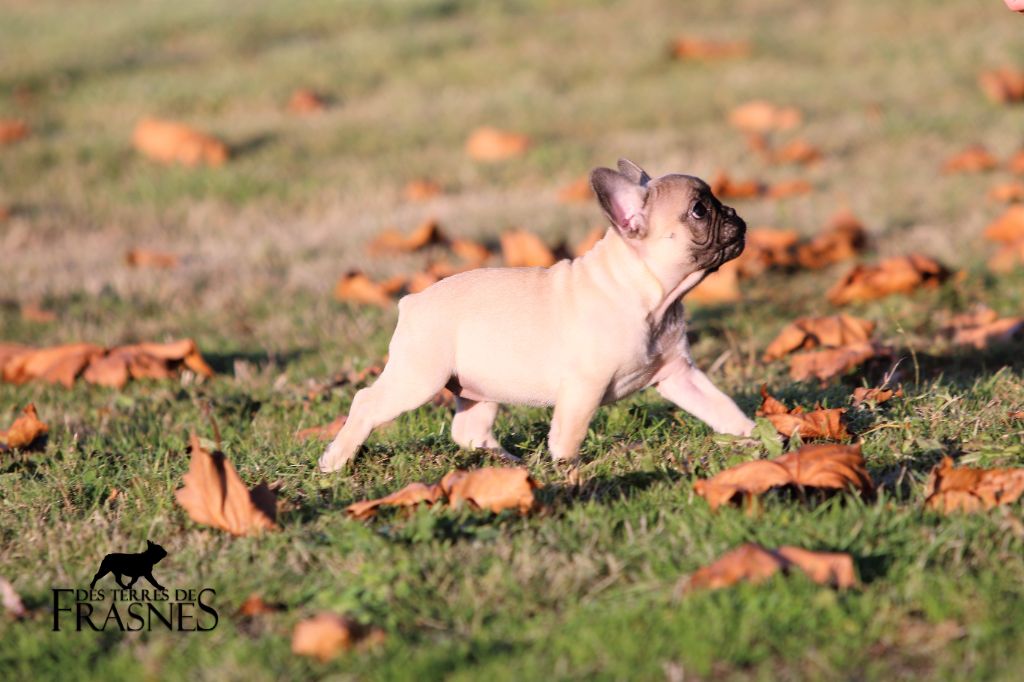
[3,0,1024,679]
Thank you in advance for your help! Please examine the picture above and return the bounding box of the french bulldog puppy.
[319,159,755,472]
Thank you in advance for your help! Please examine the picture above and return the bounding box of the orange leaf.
[291,613,385,661]
[924,457,1024,513]
[1,343,105,387]
[710,170,764,199]
[978,67,1024,104]
[688,259,742,304]
[20,302,56,323]
[685,543,857,591]
[766,179,813,199]
[0,404,49,450]
[670,37,750,61]
[988,239,1024,272]
[557,176,594,203]
[287,88,327,114]
[125,248,179,269]
[770,139,822,166]
[1010,150,1024,174]
[406,270,439,294]
[333,271,394,307]
[449,238,491,264]
[465,127,530,162]
[943,145,998,174]
[988,182,1024,203]
[174,434,277,536]
[237,593,283,617]
[851,385,903,406]
[0,119,30,145]
[827,254,949,305]
[500,228,556,267]
[734,227,799,276]
[573,227,605,257]
[346,481,444,520]
[795,209,868,269]
[756,386,850,440]
[984,205,1024,243]
[295,415,347,442]
[728,101,802,133]
[943,307,1024,349]
[763,314,875,361]
[403,179,442,202]
[132,118,228,167]
[789,341,882,382]
[368,218,446,254]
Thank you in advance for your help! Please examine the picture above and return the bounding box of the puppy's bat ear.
[591,166,649,239]
[617,158,651,187]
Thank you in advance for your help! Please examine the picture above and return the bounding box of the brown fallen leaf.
[943,145,998,174]
[734,227,799,276]
[450,238,491,264]
[406,271,439,294]
[1010,410,1024,421]
[670,37,750,61]
[0,576,27,619]
[334,271,394,308]
[346,467,538,519]
[125,248,179,269]
[295,415,347,442]
[988,239,1024,272]
[82,339,214,388]
[978,67,1024,104]
[174,433,277,536]
[852,385,903,406]
[789,341,882,382]
[465,127,530,162]
[2,343,105,387]
[685,543,857,592]
[368,218,446,254]
[827,255,949,305]
[756,385,850,440]
[573,227,605,257]
[0,119,30,145]
[132,118,228,167]
[0,404,49,450]
[796,209,868,269]
[766,179,814,199]
[710,170,764,199]
[943,306,1024,349]
[763,314,876,361]
[287,88,327,114]
[557,176,594,203]
[728,101,802,133]
[237,593,284,617]
[984,205,1024,243]
[988,182,1024,203]
[693,443,873,511]
[500,228,556,267]
[291,613,385,661]
[924,457,1024,513]
[1010,150,1024,174]
[770,139,822,166]
[688,259,741,304]
[20,302,56,323]
[403,179,442,202]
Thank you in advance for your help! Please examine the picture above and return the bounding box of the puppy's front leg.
[656,364,755,436]
[548,383,604,463]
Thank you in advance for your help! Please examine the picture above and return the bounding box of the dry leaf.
[295,415,347,442]
[0,404,49,450]
[133,118,228,167]
[728,101,802,132]
[924,457,1024,513]
[943,145,998,174]
[685,543,856,592]
[0,119,30,145]
[852,385,903,406]
[711,170,764,199]
[978,67,1024,104]
[465,127,530,161]
[287,88,327,114]
[450,238,491,264]
[670,37,750,61]
[796,209,868,269]
[944,307,1024,349]
[237,593,283,617]
[767,179,814,199]
[756,386,850,440]
[174,433,277,536]
[827,255,949,305]
[368,218,446,254]
[988,182,1024,203]
[573,227,605,257]
[125,248,179,269]
[693,443,873,511]
[770,139,822,166]
[334,271,394,308]
[406,271,439,294]
[291,613,385,661]
[734,227,799,276]
[0,576,27,619]
[1010,150,1024,174]
[763,314,875,361]
[500,228,556,267]
[20,302,56,323]
[82,339,214,388]
[988,239,1024,272]
[346,481,445,520]
[984,205,1024,243]
[403,179,442,202]
[688,259,741,304]
[1,343,105,387]
[557,176,594,203]
[789,341,882,382]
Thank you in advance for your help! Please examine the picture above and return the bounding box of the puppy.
[320,159,755,472]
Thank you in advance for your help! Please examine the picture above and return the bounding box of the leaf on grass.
[450,238,491,264]
[763,314,875,361]
[82,339,213,388]
[368,218,446,254]
[132,118,228,167]
[789,341,882,382]
[943,145,998,173]
[1,343,105,387]
[984,205,1024,243]
[756,386,850,440]
[795,209,868,269]
[693,443,873,511]
[465,127,530,161]
[403,179,442,202]
[295,415,347,442]
[20,302,56,323]
[728,101,802,133]
[769,139,822,166]
[291,613,385,661]
[766,179,814,199]
[557,176,594,203]
[684,543,857,592]
[734,227,800,276]
[978,67,1024,104]
[943,306,1024,349]
[237,593,284,617]
[1011,150,1024,174]
[573,227,605,257]
[852,385,903,406]
[333,271,394,307]
[174,434,277,536]
[0,576,27,619]
[125,248,179,269]
[988,239,1024,272]
[688,260,741,304]
[0,119,30,145]
[988,182,1024,203]
[347,467,538,519]
[0,404,48,450]
[710,170,764,199]
[500,228,556,267]
[670,37,750,61]
[924,457,1024,513]
[287,88,327,114]
[827,255,949,305]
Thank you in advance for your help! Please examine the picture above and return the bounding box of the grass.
[3,0,1024,679]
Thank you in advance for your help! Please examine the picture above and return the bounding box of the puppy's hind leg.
[451,398,519,463]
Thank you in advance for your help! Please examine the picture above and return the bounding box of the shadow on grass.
[202,347,313,375]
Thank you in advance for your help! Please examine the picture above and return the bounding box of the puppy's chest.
[605,302,689,399]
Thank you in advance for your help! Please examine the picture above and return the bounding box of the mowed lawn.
[3,0,1024,679]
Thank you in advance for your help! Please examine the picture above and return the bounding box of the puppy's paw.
[318,447,353,473]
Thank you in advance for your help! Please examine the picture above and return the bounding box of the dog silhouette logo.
[90,540,168,590]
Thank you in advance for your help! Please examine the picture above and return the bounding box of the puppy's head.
[146,540,168,562]
[590,159,746,274]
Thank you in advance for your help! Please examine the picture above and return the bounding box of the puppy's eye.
[689,201,708,220]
